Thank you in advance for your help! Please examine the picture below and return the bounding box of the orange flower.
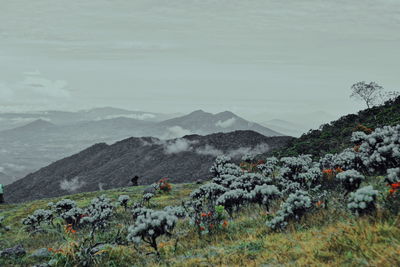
[201,213,207,217]
[316,201,324,207]
[323,169,333,174]
[207,211,212,217]
[222,220,228,228]
[200,226,205,231]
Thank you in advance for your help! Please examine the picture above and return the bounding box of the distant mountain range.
[4,131,293,203]
[0,108,282,185]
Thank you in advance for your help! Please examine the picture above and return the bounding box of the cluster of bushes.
[17,124,400,265]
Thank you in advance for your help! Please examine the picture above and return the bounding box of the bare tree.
[350,81,384,108]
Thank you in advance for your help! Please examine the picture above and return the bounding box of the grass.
[1,182,400,267]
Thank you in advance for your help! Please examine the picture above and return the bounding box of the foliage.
[248,184,281,210]
[336,170,365,194]
[347,186,378,216]
[117,195,130,210]
[21,209,53,233]
[127,209,178,254]
[267,190,312,231]
[157,178,172,193]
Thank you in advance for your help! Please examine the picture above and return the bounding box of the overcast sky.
[0,0,399,121]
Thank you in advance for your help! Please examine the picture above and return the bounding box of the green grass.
[1,182,400,267]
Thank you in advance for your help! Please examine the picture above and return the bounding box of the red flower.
[201,213,207,217]
[199,226,205,231]
[222,220,228,228]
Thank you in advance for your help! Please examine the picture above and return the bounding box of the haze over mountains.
[0,108,282,185]
[4,130,293,203]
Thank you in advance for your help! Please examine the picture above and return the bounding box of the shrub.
[267,190,312,231]
[248,185,281,211]
[21,209,53,233]
[353,125,400,173]
[127,209,178,255]
[190,183,228,205]
[60,207,85,228]
[157,178,172,193]
[164,206,187,219]
[385,182,400,215]
[212,174,238,188]
[80,195,115,234]
[257,157,279,177]
[336,170,365,194]
[118,195,131,210]
[229,173,272,192]
[347,186,378,216]
[142,193,155,206]
[241,154,255,163]
[210,156,243,177]
[216,189,249,216]
[386,168,400,184]
[49,199,77,215]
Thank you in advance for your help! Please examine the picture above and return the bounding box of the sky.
[0,0,399,122]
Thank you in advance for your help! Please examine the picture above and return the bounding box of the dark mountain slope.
[4,131,293,203]
[160,110,282,137]
[275,96,400,158]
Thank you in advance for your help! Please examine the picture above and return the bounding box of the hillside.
[1,123,399,267]
[4,131,293,203]
[1,181,399,267]
[0,110,281,185]
[275,96,400,157]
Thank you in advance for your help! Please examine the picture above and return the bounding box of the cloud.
[228,143,270,158]
[195,145,223,156]
[216,118,236,128]
[96,113,156,121]
[0,167,4,173]
[0,72,72,111]
[162,126,194,139]
[164,139,197,154]
[60,177,86,193]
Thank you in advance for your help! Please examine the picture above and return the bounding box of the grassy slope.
[275,97,400,158]
[1,182,399,267]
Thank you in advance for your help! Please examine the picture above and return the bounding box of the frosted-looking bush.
[190,183,227,204]
[142,193,155,205]
[164,206,187,219]
[21,209,53,232]
[60,207,84,227]
[212,174,238,188]
[257,157,279,177]
[49,199,77,215]
[336,170,365,193]
[386,168,400,184]
[229,173,272,192]
[118,195,130,210]
[127,209,178,254]
[348,186,378,216]
[319,149,360,170]
[216,189,248,216]
[81,195,114,231]
[248,185,281,210]
[210,156,242,177]
[279,155,314,183]
[353,125,400,173]
[267,190,312,231]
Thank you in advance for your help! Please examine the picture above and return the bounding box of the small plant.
[117,195,131,210]
[385,182,400,215]
[127,209,178,255]
[336,170,365,194]
[142,193,154,206]
[60,207,85,228]
[157,178,172,193]
[347,186,378,216]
